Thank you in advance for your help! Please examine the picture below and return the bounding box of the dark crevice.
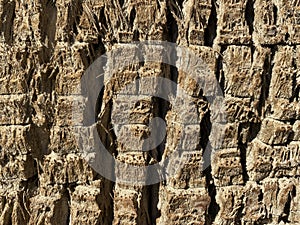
[119,0,124,7]
[273,4,278,25]
[147,183,160,225]
[99,6,108,31]
[285,32,290,42]
[239,144,249,183]
[258,189,264,202]
[202,101,217,225]
[177,0,184,9]
[26,67,35,93]
[92,13,101,34]
[249,122,261,142]
[254,218,273,225]
[154,97,170,162]
[156,0,161,10]
[129,7,136,29]
[98,98,118,157]
[200,99,212,152]
[216,45,227,95]
[294,85,300,102]
[166,6,178,43]
[95,178,115,225]
[19,174,39,223]
[204,0,217,46]
[245,0,254,35]
[93,48,116,225]
[65,188,71,225]
[205,168,219,225]
[95,98,116,225]
[147,63,174,224]
[262,43,300,47]
[250,45,256,63]
[137,187,152,225]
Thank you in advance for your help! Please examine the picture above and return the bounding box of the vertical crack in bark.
[202,109,218,225]
[215,45,227,95]
[273,4,278,25]
[239,144,249,183]
[166,5,179,43]
[205,170,219,225]
[245,0,254,36]
[204,0,217,47]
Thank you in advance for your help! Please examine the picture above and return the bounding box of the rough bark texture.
[0,0,300,225]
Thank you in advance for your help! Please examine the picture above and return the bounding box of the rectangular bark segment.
[131,1,168,40]
[71,186,102,224]
[169,0,212,45]
[76,1,104,43]
[223,46,270,99]
[65,154,96,184]
[247,139,300,181]
[0,94,30,125]
[293,121,300,141]
[210,122,239,149]
[158,187,210,225]
[0,44,29,94]
[271,142,300,177]
[113,185,150,225]
[54,96,89,127]
[49,126,79,154]
[54,42,94,95]
[214,178,300,224]
[269,46,296,100]
[40,152,95,186]
[247,138,274,181]
[254,0,300,44]
[214,185,244,224]
[0,153,36,180]
[216,0,251,44]
[116,124,159,152]
[225,97,260,123]
[0,125,31,155]
[257,118,293,145]
[212,148,244,187]
[29,187,69,225]
[188,46,217,73]
[55,0,83,42]
[166,151,206,189]
[112,95,155,125]
[115,151,150,186]
[0,189,31,225]
[70,181,111,225]
[267,98,300,121]
[177,46,217,98]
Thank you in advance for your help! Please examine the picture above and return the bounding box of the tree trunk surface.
[0,0,300,224]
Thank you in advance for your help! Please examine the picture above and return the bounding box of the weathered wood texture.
[0,0,300,224]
